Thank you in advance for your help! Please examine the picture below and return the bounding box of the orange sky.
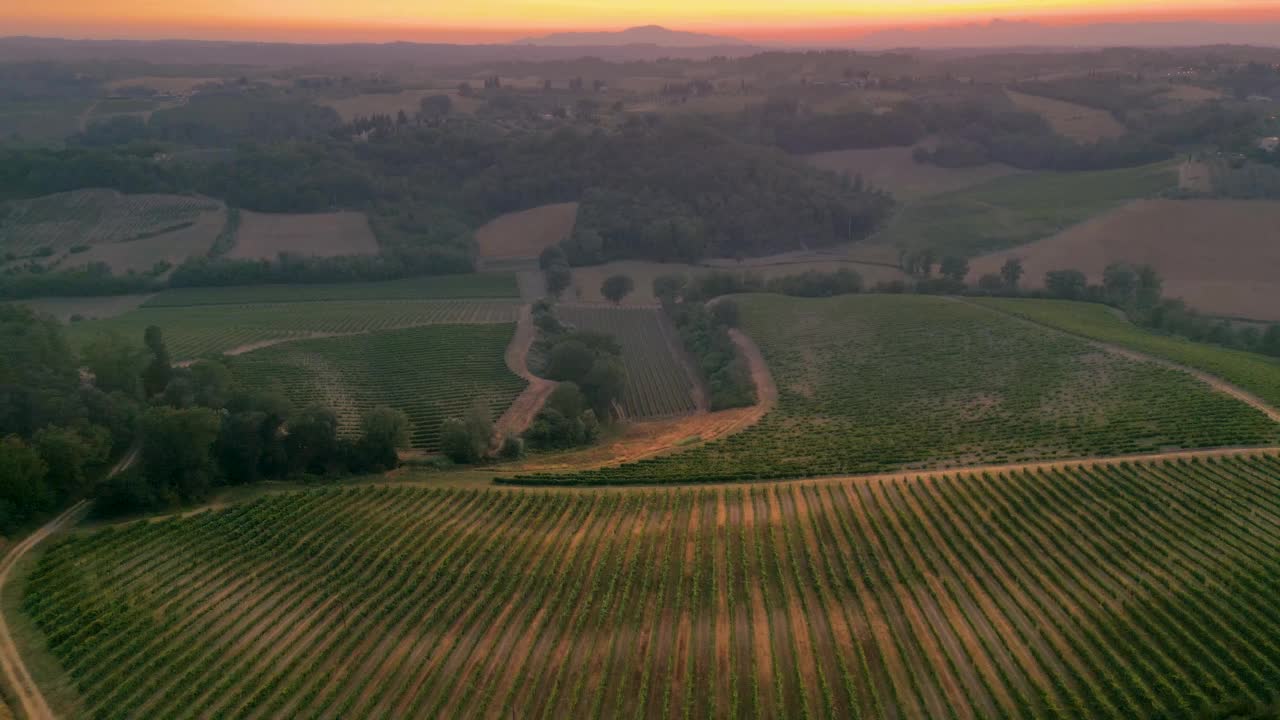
[6,0,1280,43]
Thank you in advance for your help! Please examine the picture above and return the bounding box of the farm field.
[805,146,1023,200]
[972,298,1280,410]
[970,199,1280,322]
[0,189,222,261]
[227,210,378,260]
[25,453,1280,719]
[557,305,698,419]
[228,324,525,450]
[513,294,1280,485]
[877,161,1178,257]
[474,203,579,261]
[145,273,519,306]
[61,209,226,276]
[1006,89,1126,142]
[64,300,520,360]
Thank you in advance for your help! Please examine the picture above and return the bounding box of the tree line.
[0,305,411,528]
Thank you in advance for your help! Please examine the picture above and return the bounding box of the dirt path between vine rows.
[492,304,558,450]
[0,500,90,720]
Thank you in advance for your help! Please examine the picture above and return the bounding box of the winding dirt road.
[491,305,558,449]
[0,500,90,720]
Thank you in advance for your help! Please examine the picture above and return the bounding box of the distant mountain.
[515,25,750,48]
[855,19,1280,49]
[0,36,759,66]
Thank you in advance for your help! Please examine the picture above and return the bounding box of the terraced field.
[145,274,519,306]
[25,453,1280,718]
[0,189,220,258]
[64,300,520,360]
[229,324,525,450]
[513,295,1280,485]
[973,298,1280,409]
[558,305,698,419]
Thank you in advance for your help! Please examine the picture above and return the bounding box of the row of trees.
[650,275,758,411]
[0,305,412,529]
[524,300,626,451]
[891,254,1280,358]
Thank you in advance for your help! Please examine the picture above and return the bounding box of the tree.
[978,273,1005,292]
[355,406,411,471]
[939,256,970,283]
[1000,258,1024,290]
[1045,269,1088,300]
[545,264,572,299]
[142,325,172,398]
[523,384,601,450]
[711,299,741,328]
[652,274,688,305]
[539,245,568,271]
[188,360,233,409]
[285,405,339,475]
[601,274,635,305]
[1103,263,1139,306]
[34,425,108,501]
[140,406,221,506]
[0,436,50,533]
[581,356,626,415]
[420,95,453,123]
[545,340,597,382]
[1262,325,1280,357]
[81,333,144,397]
[440,402,493,464]
[1135,264,1163,310]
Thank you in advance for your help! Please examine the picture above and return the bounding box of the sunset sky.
[6,0,1280,43]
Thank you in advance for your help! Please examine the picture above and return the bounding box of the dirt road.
[0,500,90,720]
[491,305,557,449]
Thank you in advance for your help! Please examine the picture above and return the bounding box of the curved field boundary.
[0,500,90,720]
[964,299,1280,424]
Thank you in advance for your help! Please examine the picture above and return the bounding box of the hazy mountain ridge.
[855,19,1280,49]
[514,25,750,47]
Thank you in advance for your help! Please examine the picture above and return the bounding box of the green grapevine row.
[23,452,1280,718]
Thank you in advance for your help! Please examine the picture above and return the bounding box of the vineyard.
[973,298,1280,409]
[144,274,520,307]
[229,324,525,450]
[24,453,1280,718]
[558,305,698,419]
[65,300,520,360]
[513,295,1280,485]
[0,189,220,258]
